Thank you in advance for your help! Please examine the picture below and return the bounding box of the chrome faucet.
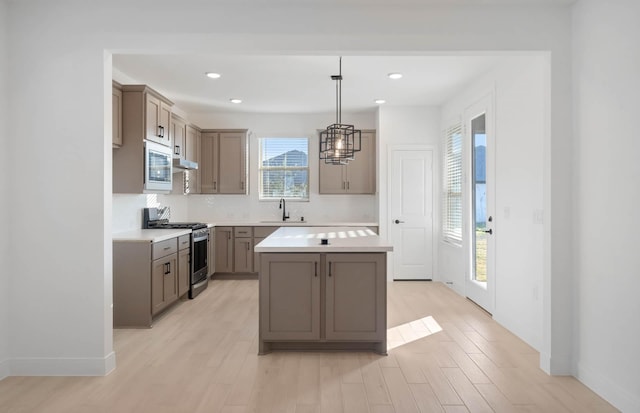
[279,198,290,221]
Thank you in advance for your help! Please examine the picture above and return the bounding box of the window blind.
[259,138,309,200]
[443,123,463,244]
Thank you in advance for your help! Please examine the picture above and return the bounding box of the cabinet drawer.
[178,235,191,250]
[254,226,278,238]
[234,227,253,238]
[153,238,178,260]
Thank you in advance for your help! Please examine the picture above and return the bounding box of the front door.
[465,96,495,313]
[389,147,434,280]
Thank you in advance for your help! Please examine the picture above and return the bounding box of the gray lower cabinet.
[177,234,191,298]
[259,252,387,354]
[208,227,216,277]
[215,227,234,273]
[151,253,178,315]
[234,237,253,273]
[234,226,253,273]
[114,236,183,328]
[253,226,278,273]
[213,226,278,275]
[260,253,321,341]
[325,253,386,341]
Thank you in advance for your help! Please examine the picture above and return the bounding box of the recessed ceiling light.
[388,73,403,80]
[205,72,221,79]
[375,99,386,104]
[230,98,242,104]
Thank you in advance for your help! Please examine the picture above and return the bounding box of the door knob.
[394,219,405,224]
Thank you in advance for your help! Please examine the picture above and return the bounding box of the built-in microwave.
[144,140,172,192]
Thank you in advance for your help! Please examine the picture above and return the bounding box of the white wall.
[4,0,574,378]
[377,106,441,280]
[440,56,547,352]
[112,194,189,233]
[572,1,640,411]
[7,2,115,376]
[187,111,377,224]
[0,0,9,380]
[112,111,378,233]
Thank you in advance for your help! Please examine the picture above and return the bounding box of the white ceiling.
[113,54,514,115]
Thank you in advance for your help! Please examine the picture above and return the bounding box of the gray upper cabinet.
[200,130,248,195]
[144,91,172,147]
[112,81,122,148]
[114,85,173,193]
[171,114,187,159]
[319,130,376,194]
[186,125,201,194]
[185,124,199,164]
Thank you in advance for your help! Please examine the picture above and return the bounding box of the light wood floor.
[0,279,618,412]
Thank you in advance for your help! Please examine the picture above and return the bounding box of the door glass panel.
[471,114,487,283]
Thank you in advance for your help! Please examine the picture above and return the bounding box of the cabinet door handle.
[213,181,217,191]
[347,181,350,190]
[328,262,332,277]
[241,182,245,190]
[246,242,250,251]
[314,261,318,277]
[227,232,231,240]
[174,145,180,155]
[342,181,345,190]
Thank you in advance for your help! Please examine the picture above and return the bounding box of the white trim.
[576,361,639,413]
[9,352,116,376]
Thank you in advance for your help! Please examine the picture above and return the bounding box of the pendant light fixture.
[319,57,361,165]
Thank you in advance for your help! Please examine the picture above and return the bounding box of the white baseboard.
[10,352,117,376]
[576,361,639,413]
[539,351,573,376]
[0,358,9,381]
[539,351,551,374]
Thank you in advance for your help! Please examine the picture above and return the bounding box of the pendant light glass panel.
[319,124,361,165]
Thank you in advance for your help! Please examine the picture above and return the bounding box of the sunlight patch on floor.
[387,315,442,351]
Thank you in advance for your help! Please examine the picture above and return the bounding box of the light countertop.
[254,226,393,253]
[114,222,379,242]
[112,228,192,243]
[206,221,378,227]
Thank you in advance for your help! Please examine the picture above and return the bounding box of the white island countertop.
[254,226,393,253]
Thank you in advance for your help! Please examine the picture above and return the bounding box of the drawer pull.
[163,246,171,251]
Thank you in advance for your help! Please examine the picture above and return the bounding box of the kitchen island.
[254,226,393,355]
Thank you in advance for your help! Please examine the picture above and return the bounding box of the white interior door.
[389,147,433,280]
[464,96,495,313]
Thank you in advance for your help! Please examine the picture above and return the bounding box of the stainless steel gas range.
[143,207,209,298]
